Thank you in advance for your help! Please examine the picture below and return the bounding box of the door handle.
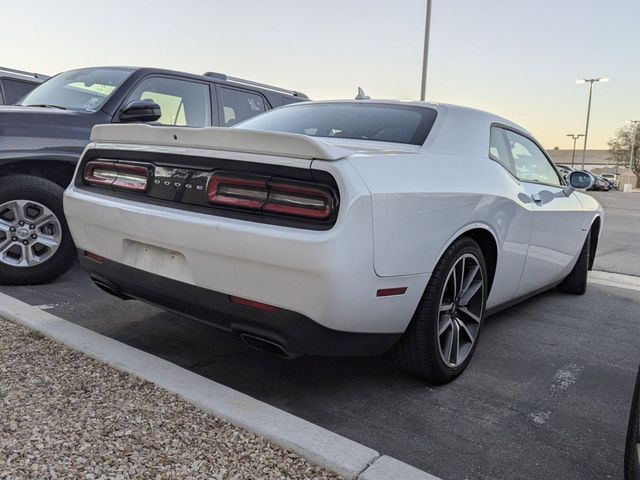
[531,193,542,204]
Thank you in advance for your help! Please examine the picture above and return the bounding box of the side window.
[219,87,266,126]
[504,130,561,186]
[123,77,211,127]
[489,127,516,176]
[1,79,37,105]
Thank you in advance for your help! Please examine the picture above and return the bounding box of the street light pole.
[625,120,640,192]
[577,77,608,170]
[566,133,585,168]
[420,0,432,101]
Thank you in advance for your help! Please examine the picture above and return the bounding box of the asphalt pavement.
[1,191,638,480]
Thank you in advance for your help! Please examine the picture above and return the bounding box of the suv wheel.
[0,175,75,285]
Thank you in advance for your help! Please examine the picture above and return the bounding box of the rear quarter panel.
[344,152,534,309]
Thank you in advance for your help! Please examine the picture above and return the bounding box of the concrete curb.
[0,292,441,480]
[589,270,640,292]
[358,456,442,480]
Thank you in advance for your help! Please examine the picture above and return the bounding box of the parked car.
[0,66,307,285]
[589,174,612,191]
[0,66,48,105]
[601,173,619,189]
[64,100,603,383]
[555,164,574,181]
[626,364,640,480]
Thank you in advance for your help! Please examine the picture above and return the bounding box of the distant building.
[547,149,636,185]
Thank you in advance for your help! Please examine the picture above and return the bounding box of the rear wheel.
[558,231,590,295]
[393,237,487,384]
[0,175,75,285]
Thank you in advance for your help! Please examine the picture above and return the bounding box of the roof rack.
[0,66,49,80]
[203,72,308,99]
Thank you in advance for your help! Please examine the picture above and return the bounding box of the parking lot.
[1,191,638,480]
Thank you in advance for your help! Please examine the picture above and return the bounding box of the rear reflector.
[228,295,279,312]
[376,287,407,297]
[84,161,150,192]
[208,172,335,220]
[84,250,105,263]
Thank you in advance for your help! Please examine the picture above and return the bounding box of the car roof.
[0,66,49,83]
[59,66,307,107]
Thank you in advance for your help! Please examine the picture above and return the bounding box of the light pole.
[566,133,585,168]
[624,120,640,192]
[576,77,608,170]
[420,0,432,101]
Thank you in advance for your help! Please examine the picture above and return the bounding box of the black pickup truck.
[0,67,307,285]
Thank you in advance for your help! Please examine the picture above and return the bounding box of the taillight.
[207,172,335,220]
[83,161,118,186]
[208,175,268,209]
[83,161,150,192]
[264,182,333,220]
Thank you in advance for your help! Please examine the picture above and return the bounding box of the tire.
[625,366,640,480]
[0,175,75,285]
[557,231,590,295]
[393,236,488,384]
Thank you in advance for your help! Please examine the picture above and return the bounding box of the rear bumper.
[64,186,429,335]
[80,253,401,356]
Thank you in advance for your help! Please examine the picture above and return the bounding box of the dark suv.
[0,67,308,285]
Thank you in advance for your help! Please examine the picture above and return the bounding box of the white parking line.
[34,302,66,310]
[0,291,441,480]
[589,270,640,292]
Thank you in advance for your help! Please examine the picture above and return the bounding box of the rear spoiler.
[90,124,350,161]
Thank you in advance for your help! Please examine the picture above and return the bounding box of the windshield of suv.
[235,102,438,146]
[20,68,133,112]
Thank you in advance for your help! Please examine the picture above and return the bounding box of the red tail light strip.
[84,161,150,192]
[263,182,333,219]
[207,173,335,220]
[208,175,268,209]
[83,161,118,187]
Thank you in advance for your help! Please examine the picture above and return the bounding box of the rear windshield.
[235,102,438,146]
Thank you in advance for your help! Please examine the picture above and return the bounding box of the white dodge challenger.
[63,100,603,383]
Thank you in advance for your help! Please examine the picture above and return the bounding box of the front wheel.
[393,237,488,384]
[0,175,76,285]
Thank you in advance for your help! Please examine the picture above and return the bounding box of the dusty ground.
[0,317,340,480]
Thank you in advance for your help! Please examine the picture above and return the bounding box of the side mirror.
[569,170,594,190]
[118,100,161,123]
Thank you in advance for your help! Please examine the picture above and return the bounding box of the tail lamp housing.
[207,172,336,221]
[84,161,150,192]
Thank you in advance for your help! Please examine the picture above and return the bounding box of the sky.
[2,0,638,149]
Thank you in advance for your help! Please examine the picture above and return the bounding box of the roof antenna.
[355,87,370,100]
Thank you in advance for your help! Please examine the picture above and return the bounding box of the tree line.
[609,124,640,187]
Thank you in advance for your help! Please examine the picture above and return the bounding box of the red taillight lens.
[207,175,268,209]
[83,161,150,192]
[207,173,335,220]
[264,182,333,220]
[83,161,117,186]
[112,164,150,192]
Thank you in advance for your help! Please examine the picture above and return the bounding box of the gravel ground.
[0,317,341,480]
